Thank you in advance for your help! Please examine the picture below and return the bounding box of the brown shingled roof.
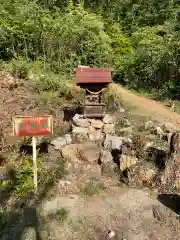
[75,68,113,84]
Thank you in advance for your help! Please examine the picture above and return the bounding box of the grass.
[174,101,180,114]
[47,208,69,223]
[13,155,44,198]
[83,182,105,196]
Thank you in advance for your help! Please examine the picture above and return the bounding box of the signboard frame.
[12,115,53,137]
[12,115,53,191]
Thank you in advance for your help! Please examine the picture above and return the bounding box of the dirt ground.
[39,187,180,240]
[110,83,180,129]
[1,73,180,240]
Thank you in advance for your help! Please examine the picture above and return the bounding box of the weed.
[13,155,43,198]
[37,156,67,200]
[47,208,69,223]
[11,59,29,79]
[83,182,105,196]
[55,208,70,223]
[174,101,180,114]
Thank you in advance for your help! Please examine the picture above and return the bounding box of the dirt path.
[40,187,180,240]
[110,84,180,129]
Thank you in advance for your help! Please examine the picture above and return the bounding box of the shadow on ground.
[157,193,180,215]
[0,203,42,240]
[146,147,167,171]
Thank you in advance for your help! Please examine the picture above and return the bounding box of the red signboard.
[12,115,53,137]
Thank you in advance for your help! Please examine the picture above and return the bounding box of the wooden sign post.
[12,115,53,191]
[32,136,37,190]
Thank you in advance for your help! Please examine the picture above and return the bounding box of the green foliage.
[83,182,105,196]
[47,208,70,223]
[0,1,113,72]
[105,23,134,69]
[118,24,180,99]
[13,156,43,197]
[0,0,180,99]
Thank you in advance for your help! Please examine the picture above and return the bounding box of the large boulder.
[62,142,101,164]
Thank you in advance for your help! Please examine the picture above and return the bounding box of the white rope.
[85,88,103,95]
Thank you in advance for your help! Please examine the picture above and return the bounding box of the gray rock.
[104,135,123,150]
[103,124,115,134]
[62,142,101,164]
[81,142,101,163]
[0,167,11,180]
[144,142,154,150]
[81,163,102,179]
[164,122,175,133]
[100,150,113,164]
[145,120,155,130]
[72,114,90,127]
[62,144,81,162]
[72,127,89,141]
[72,113,81,122]
[91,119,104,129]
[114,100,125,112]
[65,134,72,144]
[167,132,173,144]
[155,126,164,137]
[152,205,168,222]
[121,144,134,155]
[51,137,66,149]
[119,108,125,113]
[89,130,104,142]
[101,162,119,177]
[120,137,133,144]
[58,180,71,187]
[103,114,116,124]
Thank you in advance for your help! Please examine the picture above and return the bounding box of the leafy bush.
[1,0,180,100]
[13,156,43,198]
[0,2,113,73]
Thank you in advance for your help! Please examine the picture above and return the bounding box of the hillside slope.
[110,83,180,129]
